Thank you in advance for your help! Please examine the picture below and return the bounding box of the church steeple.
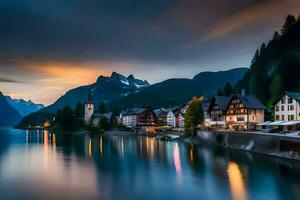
[87,85,93,103]
[84,84,94,124]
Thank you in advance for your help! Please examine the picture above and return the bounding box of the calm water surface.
[0,127,299,200]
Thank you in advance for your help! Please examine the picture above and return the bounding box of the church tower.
[84,85,94,124]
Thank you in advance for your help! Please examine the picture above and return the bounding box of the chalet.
[120,108,156,128]
[207,96,231,129]
[167,108,177,127]
[154,108,169,126]
[202,98,211,128]
[167,105,187,128]
[274,92,300,122]
[225,90,265,131]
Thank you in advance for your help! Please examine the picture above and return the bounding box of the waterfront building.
[167,105,187,128]
[225,90,265,131]
[202,98,211,128]
[207,96,231,129]
[167,109,176,127]
[274,92,300,122]
[120,108,156,128]
[154,108,169,126]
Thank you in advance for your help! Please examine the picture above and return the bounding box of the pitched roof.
[154,108,169,116]
[92,112,113,120]
[120,108,145,116]
[273,91,300,105]
[285,92,300,101]
[214,96,231,110]
[233,94,265,109]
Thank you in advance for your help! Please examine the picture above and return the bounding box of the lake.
[0,127,299,200]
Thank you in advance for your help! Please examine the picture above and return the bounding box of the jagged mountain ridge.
[44,72,150,112]
[5,96,45,117]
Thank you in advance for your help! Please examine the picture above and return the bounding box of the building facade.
[225,92,265,131]
[120,108,156,128]
[207,96,231,129]
[154,108,169,126]
[274,92,300,121]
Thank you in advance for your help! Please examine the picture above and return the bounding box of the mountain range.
[17,68,248,128]
[0,91,22,126]
[108,68,248,110]
[5,96,44,117]
[43,72,150,113]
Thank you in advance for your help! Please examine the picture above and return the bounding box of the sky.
[0,0,299,105]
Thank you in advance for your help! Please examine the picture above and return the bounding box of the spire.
[87,84,93,103]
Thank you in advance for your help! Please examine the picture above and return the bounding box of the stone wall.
[197,130,300,160]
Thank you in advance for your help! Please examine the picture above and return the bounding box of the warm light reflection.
[227,162,248,200]
[189,144,194,163]
[173,143,182,176]
[99,136,103,156]
[88,139,92,158]
[52,133,56,148]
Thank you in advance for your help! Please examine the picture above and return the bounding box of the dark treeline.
[219,14,300,112]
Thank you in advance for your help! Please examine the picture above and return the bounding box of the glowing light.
[99,136,103,156]
[189,144,194,163]
[173,143,182,176]
[227,161,248,200]
[88,139,92,158]
[43,121,50,128]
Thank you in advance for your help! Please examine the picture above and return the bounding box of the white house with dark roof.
[225,90,265,131]
[274,91,300,122]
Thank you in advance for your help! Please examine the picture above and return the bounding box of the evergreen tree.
[98,117,109,130]
[217,89,223,96]
[223,82,233,96]
[281,15,296,35]
[99,102,106,114]
[75,102,83,118]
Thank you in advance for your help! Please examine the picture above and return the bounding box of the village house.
[268,91,300,131]
[207,96,231,129]
[225,90,265,131]
[274,92,300,122]
[167,105,187,128]
[201,98,211,128]
[153,108,169,126]
[120,108,156,128]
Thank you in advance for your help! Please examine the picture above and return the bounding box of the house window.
[291,115,295,120]
[275,115,279,120]
[275,106,279,111]
[281,115,284,121]
[290,105,294,110]
[281,97,285,104]
[288,97,293,104]
[288,115,290,121]
[281,106,284,111]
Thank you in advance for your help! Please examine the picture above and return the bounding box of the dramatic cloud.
[0,0,299,104]
[0,77,21,83]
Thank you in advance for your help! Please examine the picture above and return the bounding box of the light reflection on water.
[0,127,300,200]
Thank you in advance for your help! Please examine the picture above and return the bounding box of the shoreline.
[16,127,300,161]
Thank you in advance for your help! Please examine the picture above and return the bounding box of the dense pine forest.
[222,15,300,111]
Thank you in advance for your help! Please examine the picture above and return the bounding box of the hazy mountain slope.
[0,91,22,126]
[5,96,44,116]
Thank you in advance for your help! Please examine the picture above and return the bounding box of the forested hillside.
[229,15,300,108]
